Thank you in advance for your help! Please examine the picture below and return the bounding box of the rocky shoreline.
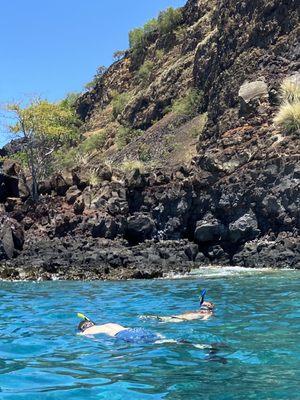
[0,156,299,281]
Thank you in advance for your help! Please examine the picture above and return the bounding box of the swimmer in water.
[148,289,214,323]
[77,313,160,343]
[77,313,228,362]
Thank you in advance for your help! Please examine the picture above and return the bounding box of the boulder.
[65,186,82,204]
[38,180,52,195]
[0,218,24,260]
[91,216,118,239]
[107,197,129,215]
[96,164,113,182]
[50,174,70,196]
[126,213,156,243]
[238,80,268,104]
[233,234,300,269]
[3,174,19,198]
[126,169,148,189]
[2,160,21,176]
[228,211,260,243]
[184,243,199,261]
[74,197,85,215]
[164,217,182,240]
[72,169,89,190]
[207,245,231,265]
[0,225,14,260]
[5,197,22,212]
[238,80,269,116]
[194,213,226,243]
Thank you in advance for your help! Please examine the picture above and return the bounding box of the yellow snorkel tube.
[77,313,95,324]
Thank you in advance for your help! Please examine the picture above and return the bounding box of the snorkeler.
[76,312,228,363]
[77,313,160,343]
[146,289,214,323]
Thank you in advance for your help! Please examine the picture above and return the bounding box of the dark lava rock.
[74,197,85,215]
[65,186,82,204]
[233,234,300,269]
[50,174,70,196]
[0,218,24,260]
[126,213,156,244]
[91,216,119,239]
[228,210,261,243]
[194,213,226,243]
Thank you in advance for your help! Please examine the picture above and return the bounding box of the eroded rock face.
[126,213,156,244]
[0,218,24,260]
[228,211,261,244]
[194,214,226,243]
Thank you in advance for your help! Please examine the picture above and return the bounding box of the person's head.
[78,320,95,332]
[201,301,215,311]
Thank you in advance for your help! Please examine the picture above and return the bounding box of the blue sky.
[0,0,185,147]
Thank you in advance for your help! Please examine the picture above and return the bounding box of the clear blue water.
[0,268,299,400]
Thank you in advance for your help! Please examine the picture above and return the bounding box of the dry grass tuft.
[119,160,145,172]
[274,101,300,134]
[280,77,300,103]
[274,76,300,135]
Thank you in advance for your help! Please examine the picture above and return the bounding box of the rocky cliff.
[0,0,299,280]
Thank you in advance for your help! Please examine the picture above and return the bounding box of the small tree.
[85,65,107,91]
[60,92,80,109]
[6,98,80,201]
[113,50,127,61]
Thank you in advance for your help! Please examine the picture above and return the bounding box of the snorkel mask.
[77,313,95,332]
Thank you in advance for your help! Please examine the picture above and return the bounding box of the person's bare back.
[147,290,215,323]
[80,323,126,337]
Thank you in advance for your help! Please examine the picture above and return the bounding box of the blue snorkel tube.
[199,289,207,307]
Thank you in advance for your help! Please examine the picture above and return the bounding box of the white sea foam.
[163,266,281,280]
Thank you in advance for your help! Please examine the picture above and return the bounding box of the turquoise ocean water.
[0,268,299,399]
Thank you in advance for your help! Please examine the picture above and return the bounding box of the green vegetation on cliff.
[172,89,203,117]
[129,7,183,50]
[112,92,132,119]
[6,99,80,199]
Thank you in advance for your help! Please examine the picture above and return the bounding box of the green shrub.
[156,49,165,61]
[157,7,182,35]
[60,92,80,109]
[172,89,203,117]
[129,7,182,50]
[55,147,80,170]
[81,131,107,153]
[112,92,132,119]
[190,113,208,138]
[143,18,159,35]
[137,61,154,82]
[116,127,143,149]
[129,28,145,49]
[138,143,152,162]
